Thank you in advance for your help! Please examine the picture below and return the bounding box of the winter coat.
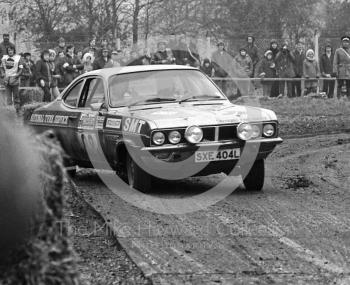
[333,48,350,79]
[93,56,109,70]
[211,50,232,77]
[35,59,52,86]
[233,54,253,77]
[303,59,320,88]
[320,53,334,76]
[275,50,295,78]
[270,40,279,59]
[62,53,84,85]
[257,57,276,80]
[245,44,259,66]
[201,59,213,77]
[292,50,306,77]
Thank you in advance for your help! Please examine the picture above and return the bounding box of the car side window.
[64,80,84,107]
[79,78,105,108]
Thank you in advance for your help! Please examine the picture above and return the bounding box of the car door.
[75,76,107,165]
[57,78,86,161]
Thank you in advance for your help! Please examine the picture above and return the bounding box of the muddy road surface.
[73,133,350,285]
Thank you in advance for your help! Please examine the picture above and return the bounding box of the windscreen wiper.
[129,97,177,107]
[179,95,225,103]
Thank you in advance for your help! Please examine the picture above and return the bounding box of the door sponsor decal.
[30,114,69,125]
[79,113,96,130]
[123,118,146,134]
[106,118,122,129]
[95,116,105,130]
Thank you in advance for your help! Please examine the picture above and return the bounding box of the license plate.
[195,149,240,163]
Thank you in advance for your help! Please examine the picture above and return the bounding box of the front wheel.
[243,160,265,191]
[126,153,152,193]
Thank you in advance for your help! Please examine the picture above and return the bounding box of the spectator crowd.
[1,32,350,113]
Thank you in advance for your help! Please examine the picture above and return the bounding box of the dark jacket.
[275,49,296,78]
[245,37,259,66]
[93,56,109,70]
[292,50,305,77]
[62,53,84,84]
[270,40,279,60]
[35,59,52,85]
[258,57,276,79]
[201,59,213,77]
[320,52,334,76]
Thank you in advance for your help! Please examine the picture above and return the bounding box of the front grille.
[202,127,215,141]
[218,125,237,141]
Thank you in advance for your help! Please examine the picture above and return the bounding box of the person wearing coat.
[320,42,335,98]
[62,45,84,85]
[269,39,280,97]
[275,42,295,97]
[333,36,350,98]
[233,47,253,97]
[201,58,214,77]
[245,35,259,78]
[292,41,305,97]
[211,42,232,94]
[303,49,320,96]
[35,50,52,102]
[1,46,23,113]
[258,50,277,98]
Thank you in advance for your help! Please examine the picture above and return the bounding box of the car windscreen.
[108,69,225,107]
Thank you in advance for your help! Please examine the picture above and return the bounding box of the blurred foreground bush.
[0,111,80,285]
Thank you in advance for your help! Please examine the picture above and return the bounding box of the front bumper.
[136,138,283,176]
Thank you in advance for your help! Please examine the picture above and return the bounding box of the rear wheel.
[243,160,265,191]
[126,153,152,193]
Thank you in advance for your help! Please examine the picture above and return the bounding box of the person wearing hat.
[291,41,306,97]
[257,50,277,98]
[320,41,335,98]
[303,49,320,96]
[275,41,296,97]
[55,37,66,55]
[211,41,232,94]
[0,34,16,61]
[151,40,175,65]
[233,47,253,97]
[333,35,350,98]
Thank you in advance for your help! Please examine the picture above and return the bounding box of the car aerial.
[27,65,283,193]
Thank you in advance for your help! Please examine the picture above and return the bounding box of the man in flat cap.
[333,35,350,98]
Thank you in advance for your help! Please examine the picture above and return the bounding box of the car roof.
[83,65,198,78]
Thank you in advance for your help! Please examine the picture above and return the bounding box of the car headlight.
[169,131,182,144]
[153,132,165,145]
[237,123,261,141]
[263,124,275,137]
[185,126,203,144]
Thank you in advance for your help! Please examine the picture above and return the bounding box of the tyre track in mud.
[72,133,350,284]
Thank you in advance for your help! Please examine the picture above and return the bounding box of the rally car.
[28,65,282,193]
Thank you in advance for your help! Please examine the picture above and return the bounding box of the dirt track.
[73,133,350,284]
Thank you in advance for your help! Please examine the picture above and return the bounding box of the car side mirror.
[90,102,108,115]
[90,102,106,111]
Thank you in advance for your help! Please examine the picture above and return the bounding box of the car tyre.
[243,159,265,191]
[126,153,152,193]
